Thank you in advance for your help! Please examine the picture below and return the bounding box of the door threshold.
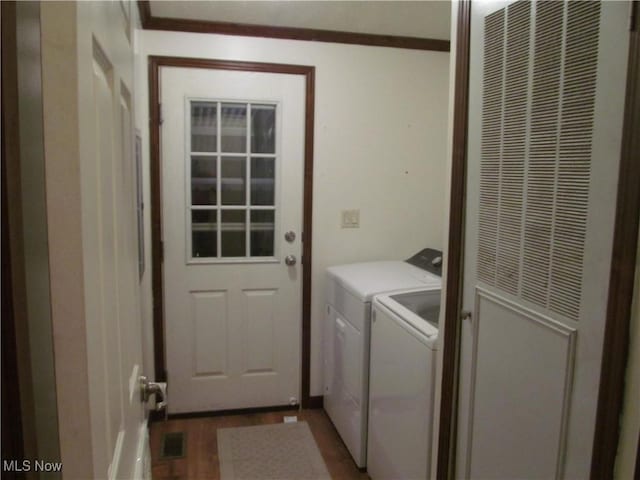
[152,404,298,423]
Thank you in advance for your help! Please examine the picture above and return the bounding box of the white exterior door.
[161,67,305,413]
[457,1,631,478]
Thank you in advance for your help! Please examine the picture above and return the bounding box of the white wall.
[136,30,450,396]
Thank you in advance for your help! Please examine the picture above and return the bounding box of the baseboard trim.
[151,404,299,423]
[307,396,323,409]
[149,399,325,423]
[149,410,165,423]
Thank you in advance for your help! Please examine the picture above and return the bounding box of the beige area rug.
[217,421,331,480]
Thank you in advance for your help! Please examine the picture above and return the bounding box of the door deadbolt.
[284,231,296,243]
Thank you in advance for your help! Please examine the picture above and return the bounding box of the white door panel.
[41,2,147,477]
[191,290,228,376]
[466,289,577,479]
[162,67,305,413]
[83,37,146,480]
[458,1,630,478]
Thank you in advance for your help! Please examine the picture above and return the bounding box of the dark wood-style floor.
[150,408,370,480]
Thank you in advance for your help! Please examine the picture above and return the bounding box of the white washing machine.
[323,249,442,468]
[367,287,440,480]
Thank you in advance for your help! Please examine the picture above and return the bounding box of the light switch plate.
[341,209,360,228]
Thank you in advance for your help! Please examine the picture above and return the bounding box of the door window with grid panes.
[188,100,278,261]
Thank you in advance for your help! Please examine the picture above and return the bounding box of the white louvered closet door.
[456,1,632,478]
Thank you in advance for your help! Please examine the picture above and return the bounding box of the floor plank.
[149,408,370,480]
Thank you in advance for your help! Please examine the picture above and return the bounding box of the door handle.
[285,255,297,266]
[140,375,167,411]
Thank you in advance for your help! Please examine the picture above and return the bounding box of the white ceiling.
[149,1,452,41]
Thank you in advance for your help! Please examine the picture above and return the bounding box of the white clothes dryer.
[323,250,442,468]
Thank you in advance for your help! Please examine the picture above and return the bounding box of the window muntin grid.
[187,100,278,262]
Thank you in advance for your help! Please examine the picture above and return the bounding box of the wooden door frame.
[148,56,317,409]
[2,0,42,463]
[636,430,640,479]
[437,1,640,478]
[591,1,640,476]
[1,1,28,464]
[436,1,471,478]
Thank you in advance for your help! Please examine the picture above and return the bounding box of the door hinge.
[160,240,164,262]
[158,103,164,125]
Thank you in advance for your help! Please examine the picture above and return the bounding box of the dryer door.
[324,306,366,466]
